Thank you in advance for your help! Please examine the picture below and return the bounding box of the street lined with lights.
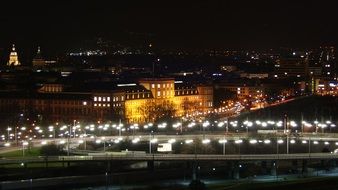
[1,117,337,156]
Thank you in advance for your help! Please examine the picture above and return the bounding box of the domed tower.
[32,46,45,67]
[7,44,20,66]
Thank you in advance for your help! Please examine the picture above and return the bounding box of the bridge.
[1,153,338,165]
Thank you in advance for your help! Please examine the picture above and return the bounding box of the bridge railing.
[1,153,338,164]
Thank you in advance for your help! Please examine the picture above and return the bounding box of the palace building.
[0,78,213,124]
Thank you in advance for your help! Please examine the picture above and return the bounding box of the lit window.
[94,97,97,101]
[103,97,106,102]
[98,97,102,101]
[107,97,110,102]
[157,84,160,88]
[121,96,124,101]
[82,101,87,106]
[94,103,97,107]
[98,104,101,107]
[152,84,155,88]
[157,91,161,97]
[116,97,119,101]
[107,104,110,107]
[163,84,165,88]
[103,104,106,107]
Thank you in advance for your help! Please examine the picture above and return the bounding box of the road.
[2,132,338,154]
[1,153,338,164]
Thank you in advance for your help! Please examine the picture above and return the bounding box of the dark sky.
[1,0,338,55]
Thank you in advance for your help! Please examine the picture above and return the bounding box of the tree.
[143,100,177,123]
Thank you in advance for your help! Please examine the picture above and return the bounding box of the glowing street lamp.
[219,139,227,155]
[235,139,243,155]
[150,138,158,144]
[6,127,12,142]
[132,137,140,144]
[168,138,176,144]
[202,138,210,144]
[22,141,29,157]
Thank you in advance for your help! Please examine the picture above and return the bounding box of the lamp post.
[219,139,227,155]
[308,136,311,155]
[96,139,106,152]
[235,139,243,155]
[22,141,28,157]
[7,127,12,142]
[149,131,154,154]
[67,124,71,156]
[103,138,106,152]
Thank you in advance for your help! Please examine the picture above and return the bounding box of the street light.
[202,138,211,144]
[132,137,140,144]
[7,127,12,142]
[96,137,106,152]
[235,139,243,155]
[22,141,29,157]
[168,138,176,144]
[218,139,227,155]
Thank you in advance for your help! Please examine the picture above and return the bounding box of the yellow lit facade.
[123,78,213,123]
[0,78,213,124]
[7,44,20,66]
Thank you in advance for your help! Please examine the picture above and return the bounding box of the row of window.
[151,83,173,89]
[94,103,111,107]
[94,96,110,102]
[126,93,150,99]
[175,90,197,96]
[157,90,173,97]
[94,96,125,102]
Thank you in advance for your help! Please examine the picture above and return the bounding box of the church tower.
[7,44,20,66]
[32,46,45,67]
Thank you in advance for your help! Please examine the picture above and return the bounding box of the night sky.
[1,0,338,55]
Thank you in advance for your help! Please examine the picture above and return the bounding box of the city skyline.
[1,0,338,55]
[0,1,338,189]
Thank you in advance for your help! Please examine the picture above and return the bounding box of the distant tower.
[32,46,45,67]
[7,44,20,66]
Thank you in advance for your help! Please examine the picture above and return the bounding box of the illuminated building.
[0,78,213,124]
[7,44,20,66]
[274,57,309,79]
[32,46,45,67]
